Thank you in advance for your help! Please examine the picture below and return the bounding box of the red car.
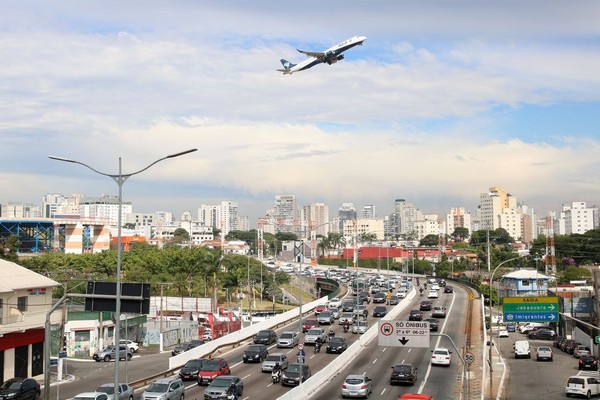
[302,318,319,333]
[197,358,230,385]
[314,304,328,315]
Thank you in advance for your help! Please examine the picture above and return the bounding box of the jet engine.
[326,54,345,65]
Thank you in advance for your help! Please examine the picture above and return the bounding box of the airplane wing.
[277,68,292,74]
[297,49,326,58]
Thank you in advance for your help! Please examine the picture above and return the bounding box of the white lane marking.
[382,347,387,352]
[381,388,387,395]
[372,358,378,364]
[418,290,457,393]
[231,360,244,368]
[242,373,252,380]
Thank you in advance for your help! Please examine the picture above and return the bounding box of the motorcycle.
[314,341,322,353]
[271,369,281,384]
[343,324,349,333]
[328,329,335,339]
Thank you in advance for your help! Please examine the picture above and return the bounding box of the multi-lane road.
[49,282,474,400]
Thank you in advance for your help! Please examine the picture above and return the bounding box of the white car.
[431,283,440,291]
[328,297,342,308]
[431,347,452,366]
[498,328,509,338]
[566,373,600,398]
[119,340,139,353]
[427,290,439,299]
[304,328,326,344]
[397,289,408,299]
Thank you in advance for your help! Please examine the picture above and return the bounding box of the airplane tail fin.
[277,59,296,74]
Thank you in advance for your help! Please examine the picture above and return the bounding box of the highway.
[48,281,475,399]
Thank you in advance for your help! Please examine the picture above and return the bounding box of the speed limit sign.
[464,351,474,364]
[298,343,304,350]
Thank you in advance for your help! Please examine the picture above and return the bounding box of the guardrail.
[126,295,329,389]
[277,287,417,399]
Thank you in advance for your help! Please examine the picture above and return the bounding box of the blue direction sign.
[503,312,558,323]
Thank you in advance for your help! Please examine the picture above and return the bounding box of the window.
[17,296,27,312]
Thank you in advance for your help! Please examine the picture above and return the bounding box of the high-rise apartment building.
[446,207,471,238]
[361,205,375,219]
[0,202,42,218]
[198,201,239,236]
[559,201,596,235]
[394,199,420,236]
[338,203,357,232]
[80,195,132,226]
[303,203,329,238]
[414,214,441,240]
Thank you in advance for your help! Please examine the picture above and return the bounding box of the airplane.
[277,35,367,75]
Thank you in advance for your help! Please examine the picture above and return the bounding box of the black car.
[373,292,386,303]
[172,342,196,356]
[528,328,556,340]
[579,355,599,371]
[372,306,387,317]
[358,291,371,304]
[243,344,268,363]
[419,301,432,311]
[444,285,454,293]
[409,310,422,321]
[179,358,207,380]
[0,378,40,400]
[281,363,311,386]
[390,363,418,385]
[254,330,277,345]
[326,337,348,354]
[425,318,439,332]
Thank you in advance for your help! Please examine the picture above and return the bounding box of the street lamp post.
[487,254,528,398]
[49,149,197,395]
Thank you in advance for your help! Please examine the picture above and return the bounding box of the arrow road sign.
[502,296,559,323]
[503,312,558,322]
[378,320,430,348]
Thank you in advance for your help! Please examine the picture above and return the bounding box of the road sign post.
[378,320,430,348]
[502,296,559,323]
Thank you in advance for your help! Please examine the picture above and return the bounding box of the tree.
[171,228,190,244]
[451,227,470,242]
[0,235,20,262]
[419,234,439,247]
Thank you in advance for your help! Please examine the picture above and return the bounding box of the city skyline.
[1,1,599,223]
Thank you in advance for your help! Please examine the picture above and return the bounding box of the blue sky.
[1,1,599,223]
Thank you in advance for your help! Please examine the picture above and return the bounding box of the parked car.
[326,337,348,354]
[95,384,134,400]
[553,336,567,348]
[198,358,231,385]
[409,310,423,321]
[203,376,243,400]
[352,320,369,334]
[341,375,373,398]
[317,311,335,325]
[141,377,184,400]
[254,329,277,345]
[261,353,289,372]
[390,364,418,385]
[304,328,326,345]
[93,345,132,362]
[424,318,439,332]
[574,345,592,359]
[431,306,447,318]
[566,341,583,355]
[277,331,299,348]
[302,318,320,333]
[281,364,311,386]
[73,393,109,400]
[119,340,140,353]
[431,347,452,366]
[528,328,556,340]
[179,358,207,380]
[419,301,432,311]
[372,306,387,317]
[243,344,268,363]
[579,355,599,371]
[536,346,553,362]
[0,378,41,400]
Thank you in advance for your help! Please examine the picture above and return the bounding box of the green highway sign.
[502,296,559,323]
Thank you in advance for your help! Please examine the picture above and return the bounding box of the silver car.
[261,353,289,372]
[95,383,134,400]
[352,320,369,334]
[304,328,326,344]
[341,374,373,398]
[141,377,184,400]
[328,307,340,319]
[317,311,334,325]
[203,376,243,400]
[277,331,299,348]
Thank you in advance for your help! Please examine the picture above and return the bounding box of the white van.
[514,340,531,359]
[518,322,543,334]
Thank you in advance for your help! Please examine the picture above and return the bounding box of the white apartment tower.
[560,201,596,235]
[198,201,239,236]
[361,205,375,219]
[395,199,420,236]
[446,207,471,238]
[80,195,132,226]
